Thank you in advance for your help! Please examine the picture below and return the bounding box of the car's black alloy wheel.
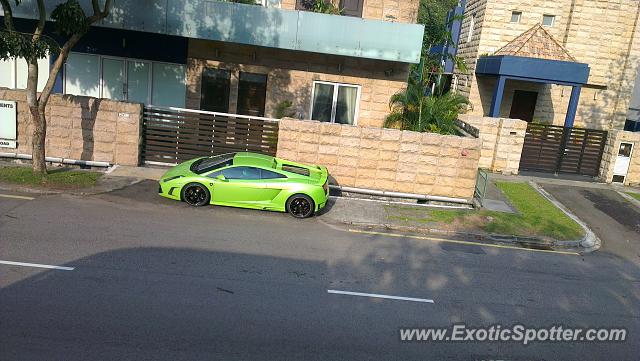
[287,194,314,218]
[182,183,210,207]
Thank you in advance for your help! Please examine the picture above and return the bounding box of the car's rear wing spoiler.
[276,159,328,185]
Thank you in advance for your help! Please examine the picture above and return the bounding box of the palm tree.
[385,81,468,134]
[384,0,469,135]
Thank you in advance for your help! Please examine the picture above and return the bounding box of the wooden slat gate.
[142,106,279,164]
[519,123,607,177]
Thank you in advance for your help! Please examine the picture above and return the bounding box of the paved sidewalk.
[107,165,168,181]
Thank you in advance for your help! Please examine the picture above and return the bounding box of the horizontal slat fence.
[142,106,279,164]
[519,123,607,177]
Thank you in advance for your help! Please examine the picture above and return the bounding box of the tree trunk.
[26,60,47,174]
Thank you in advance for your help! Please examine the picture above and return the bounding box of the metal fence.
[142,105,279,165]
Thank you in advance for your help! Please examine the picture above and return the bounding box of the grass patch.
[385,205,468,224]
[485,182,584,240]
[626,192,640,201]
[384,182,584,241]
[0,166,101,189]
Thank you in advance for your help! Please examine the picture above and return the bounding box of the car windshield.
[190,154,235,174]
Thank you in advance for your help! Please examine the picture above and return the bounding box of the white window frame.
[0,58,17,89]
[309,80,362,126]
[510,11,522,23]
[542,14,555,27]
[2,56,50,91]
[63,52,186,106]
[467,13,475,42]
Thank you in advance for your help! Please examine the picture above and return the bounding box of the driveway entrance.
[543,184,640,259]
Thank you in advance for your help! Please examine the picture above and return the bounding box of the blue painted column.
[489,76,506,117]
[564,85,582,128]
[49,55,64,94]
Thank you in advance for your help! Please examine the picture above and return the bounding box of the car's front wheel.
[181,183,210,207]
[286,194,315,218]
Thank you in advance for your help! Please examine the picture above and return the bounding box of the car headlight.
[162,175,183,182]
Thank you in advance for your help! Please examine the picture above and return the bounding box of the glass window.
[212,166,261,180]
[261,169,287,179]
[335,85,358,125]
[201,68,230,113]
[102,58,126,101]
[237,72,267,117]
[0,59,13,88]
[618,143,633,157]
[152,63,186,107]
[65,53,100,98]
[311,82,359,125]
[192,154,235,174]
[340,0,364,17]
[127,61,150,104]
[542,14,555,27]
[311,83,334,123]
[510,11,521,23]
[16,56,49,91]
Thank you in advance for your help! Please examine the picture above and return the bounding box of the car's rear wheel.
[182,183,210,207]
[286,194,315,218]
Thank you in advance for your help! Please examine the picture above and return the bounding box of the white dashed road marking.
[328,289,434,304]
[0,260,74,271]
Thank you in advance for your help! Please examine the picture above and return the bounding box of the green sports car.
[158,152,329,218]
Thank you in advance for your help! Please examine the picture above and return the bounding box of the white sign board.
[0,100,17,148]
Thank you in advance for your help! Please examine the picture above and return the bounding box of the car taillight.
[323,181,328,194]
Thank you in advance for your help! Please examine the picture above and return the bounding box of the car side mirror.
[216,174,227,181]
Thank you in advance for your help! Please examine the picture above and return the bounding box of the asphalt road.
[1,181,639,360]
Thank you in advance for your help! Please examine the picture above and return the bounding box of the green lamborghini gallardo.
[158,152,329,218]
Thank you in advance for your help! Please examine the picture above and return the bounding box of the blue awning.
[475,55,590,86]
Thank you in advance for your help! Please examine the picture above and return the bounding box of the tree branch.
[32,0,46,43]
[37,32,82,107]
[0,0,15,31]
[88,0,111,24]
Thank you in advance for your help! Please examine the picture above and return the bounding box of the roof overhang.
[475,55,590,86]
[3,0,424,64]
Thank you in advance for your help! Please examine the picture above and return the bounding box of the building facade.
[1,0,423,128]
[453,0,640,130]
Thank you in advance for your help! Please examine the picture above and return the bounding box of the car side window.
[210,166,261,180]
[260,169,287,179]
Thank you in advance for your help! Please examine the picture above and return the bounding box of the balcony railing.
[6,0,424,63]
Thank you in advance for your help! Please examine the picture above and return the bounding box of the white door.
[102,58,126,101]
[613,142,634,182]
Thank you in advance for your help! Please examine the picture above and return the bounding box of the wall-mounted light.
[214,48,220,57]
[594,91,598,100]
[384,69,394,77]
[337,63,343,73]
[252,51,257,62]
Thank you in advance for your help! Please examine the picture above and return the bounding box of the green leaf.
[51,0,90,36]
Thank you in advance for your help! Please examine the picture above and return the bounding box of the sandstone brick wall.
[280,0,419,23]
[458,114,527,174]
[0,88,142,165]
[276,118,481,200]
[599,130,640,186]
[187,39,409,128]
[456,0,640,130]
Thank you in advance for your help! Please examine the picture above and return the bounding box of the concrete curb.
[329,181,602,253]
[617,190,640,209]
[0,176,145,197]
[529,181,601,253]
[342,221,583,252]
